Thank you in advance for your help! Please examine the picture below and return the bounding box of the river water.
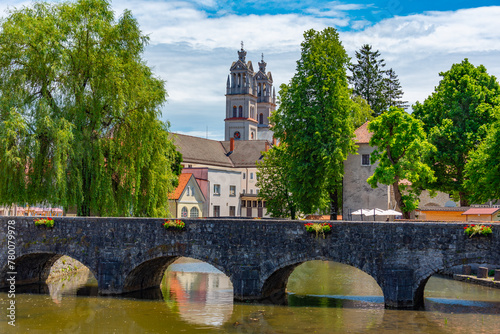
[1,259,499,333]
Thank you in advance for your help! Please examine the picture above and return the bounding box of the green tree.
[256,145,298,219]
[349,44,387,116]
[350,95,374,129]
[367,107,435,219]
[383,68,408,109]
[271,28,355,219]
[0,0,181,216]
[413,59,500,206]
[464,120,500,204]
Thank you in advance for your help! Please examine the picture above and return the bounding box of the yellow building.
[169,174,205,218]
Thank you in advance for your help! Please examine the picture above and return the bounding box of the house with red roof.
[168,174,205,218]
[462,207,500,222]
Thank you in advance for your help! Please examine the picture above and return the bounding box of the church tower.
[225,44,276,141]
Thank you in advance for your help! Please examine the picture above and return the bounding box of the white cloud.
[1,1,500,138]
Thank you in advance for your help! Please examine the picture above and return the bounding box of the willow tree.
[271,28,355,219]
[0,0,180,216]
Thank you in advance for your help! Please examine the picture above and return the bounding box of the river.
[1,259,499,333]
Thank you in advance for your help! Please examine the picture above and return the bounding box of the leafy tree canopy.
[368,107,435,218]
[0,0,181,216]
[464,119,500,204]
[350,95,374,129]
[271,28,355,217]
[256,144,298,219]
[413,59,500,206]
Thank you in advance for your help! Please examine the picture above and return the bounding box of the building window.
[361,154,370,166]
[181,207,188,218]
[250,173,254,179]
[258,201,262,207]
[243,173,246,179]
[186,186,191,196]
[242,200,246,207]
[190,207,199,218]
[247,200,252,207]
[229,206,236,216]
[238,106,243,117]
[213,205,220,217]
[242,189,245,194]
[234,131,241,140]
[214,184,221,195]
[253,201,257,207]
[259,113,264,124]
[232,106,237,118]
[251,132,254,139]
[250,189,253,194]
[229,185,236,197]
[256,189,259,195]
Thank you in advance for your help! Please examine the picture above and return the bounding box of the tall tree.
[367,107,435,219]
[256,145,298,219]
[271,28,355,219]
[413,59,500,206]
[464,120,500,204]
[383,68,408,109]
[0,0,181,217]
[349,44,387,116]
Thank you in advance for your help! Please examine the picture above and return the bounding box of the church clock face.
[234,131,241,139]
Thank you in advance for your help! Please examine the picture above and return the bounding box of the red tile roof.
[354,121,372,144]
[169,174,192,200]
[462,208,500,215]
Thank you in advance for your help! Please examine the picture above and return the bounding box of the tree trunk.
[459,192,469,207]
[330,189,338,221]
[392,181,410,219]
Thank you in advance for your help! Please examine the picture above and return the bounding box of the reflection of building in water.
[166,270,233,327]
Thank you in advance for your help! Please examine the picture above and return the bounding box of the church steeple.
[238,41,247,62]
[225,45,275,141]
[258,53,266,73]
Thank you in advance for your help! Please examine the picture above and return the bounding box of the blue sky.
[2,1,500,140]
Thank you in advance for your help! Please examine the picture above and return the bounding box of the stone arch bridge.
[1,217,498,309]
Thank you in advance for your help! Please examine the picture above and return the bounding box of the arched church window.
[259,113,264,124]
[181,207,188,218]
[234,131,241,140]
[251,132,254,139]
[237,73,241,87]
[233,106,237,118]
[238,106,243,117]
[257,83,261,96]
[190,207,199,218]
[250,106,255,119]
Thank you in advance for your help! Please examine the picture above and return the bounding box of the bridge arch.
[123,252,232,294]
[1,251,97,288]
[260,256,381,304]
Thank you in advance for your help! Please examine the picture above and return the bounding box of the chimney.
[273,137,277,146]
[265,141,270,152]
[230,137,235,151]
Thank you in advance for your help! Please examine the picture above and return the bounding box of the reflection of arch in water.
[261,257,383,305]
[161,258,234,327]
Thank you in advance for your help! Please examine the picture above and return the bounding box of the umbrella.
[383,209,402,216]
[352,208,386,216]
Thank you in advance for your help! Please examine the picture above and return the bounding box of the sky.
[2,0,500,140]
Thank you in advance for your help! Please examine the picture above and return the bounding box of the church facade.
[224,45,276,141]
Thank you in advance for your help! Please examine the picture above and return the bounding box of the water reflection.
[161,259,234,327]
[2,258,500,333]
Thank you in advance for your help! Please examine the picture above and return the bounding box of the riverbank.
[453,274,500,289]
